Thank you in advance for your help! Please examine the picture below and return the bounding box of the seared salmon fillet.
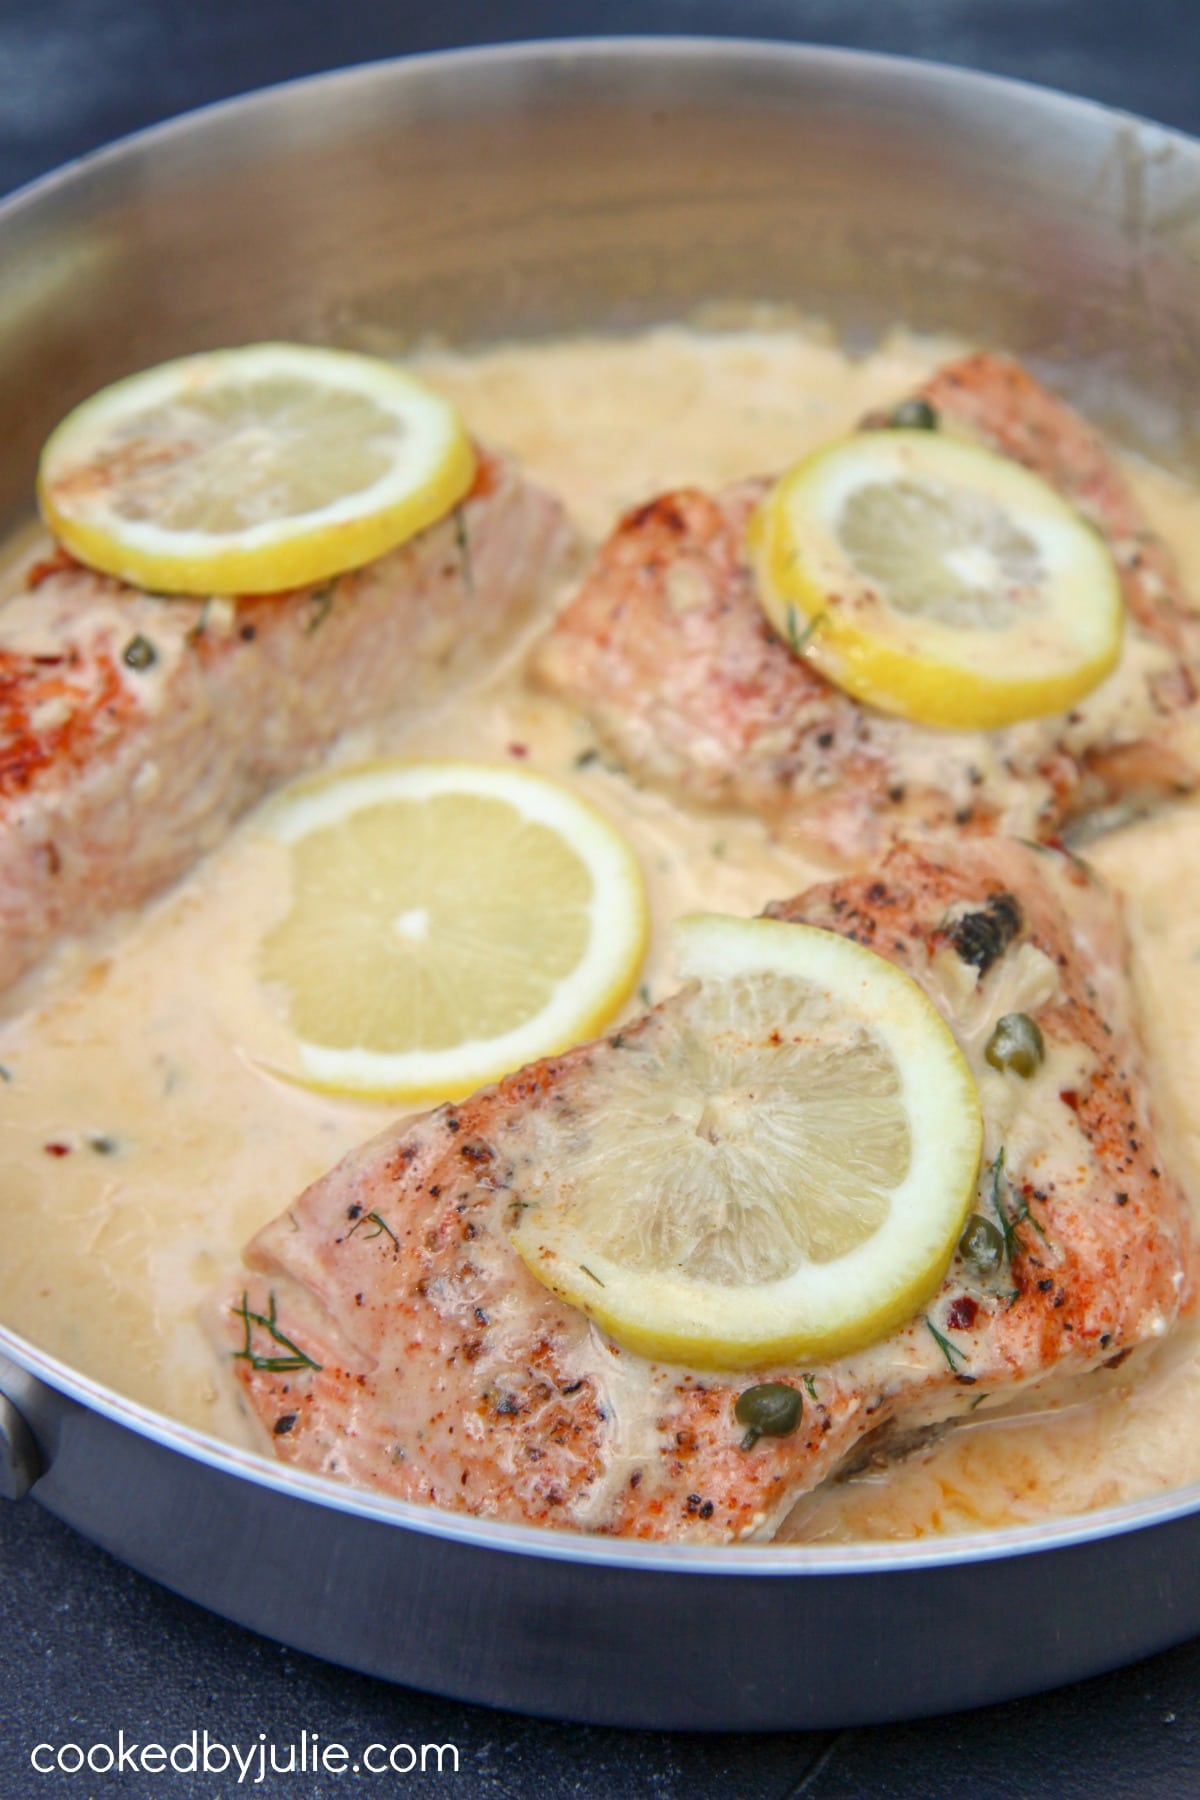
[533,353,1200,862]
[0,452,568,991]
[220,838,1197,1542]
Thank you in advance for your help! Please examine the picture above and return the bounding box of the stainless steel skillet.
[3,38,1200,1731]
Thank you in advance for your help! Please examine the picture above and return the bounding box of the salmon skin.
[0,452,569,992]
[533,352,1200,864]
[220,838,1196,1543]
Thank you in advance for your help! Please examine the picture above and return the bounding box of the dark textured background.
[5,0,1200,197]
[3,1,1200,1794]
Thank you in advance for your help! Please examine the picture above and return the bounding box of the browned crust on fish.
[221,838,1197,1542]
[0,451,570,990]
[533,353,1200,862]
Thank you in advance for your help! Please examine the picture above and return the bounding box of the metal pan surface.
[3,38,1200,1731]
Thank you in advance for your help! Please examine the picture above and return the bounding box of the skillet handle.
[0,1355,44,1500]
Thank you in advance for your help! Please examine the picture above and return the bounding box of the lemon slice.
[258,760,647,1102]
[750,430,1123,730]
[509,914,982,1368]
[37,343,475,595]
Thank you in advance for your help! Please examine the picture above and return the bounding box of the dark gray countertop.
[3,0,1200,198]
[3,2,1200,1794]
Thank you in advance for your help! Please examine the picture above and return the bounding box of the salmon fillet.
[533,353,1200,863]
[0,452,569,991]
[220,838,1197,1542]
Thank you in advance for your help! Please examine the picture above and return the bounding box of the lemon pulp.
[259,761,647,1102]
[510,914,982,1368]
[37,343,475,595]
[750,429,1123,730]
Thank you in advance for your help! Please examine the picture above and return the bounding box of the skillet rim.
[1,32,1197,1579]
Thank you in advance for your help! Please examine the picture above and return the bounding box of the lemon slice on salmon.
[259,760,647,1103]
[509,914,982,1369]
[750,430,1123,730]
[37,343,475,595]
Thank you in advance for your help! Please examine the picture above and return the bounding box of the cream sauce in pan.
[2,323,1200,1539]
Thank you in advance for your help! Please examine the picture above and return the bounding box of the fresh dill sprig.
[185,597,213,647]
[988,1149,1018,1263]
[1010,1187,1047,1243]
[231,1291,322,1374]
[784,605,826,657]
[454,506,475,599]
[986,1145,1047,1261]
[802,1374,818,1401]
[924,1316,968,1373]
[1016,835,1093,880]
[347,1209,400,1249]
[304,584,336,636]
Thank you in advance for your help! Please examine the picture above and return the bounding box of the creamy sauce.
[4,322,1200,1538]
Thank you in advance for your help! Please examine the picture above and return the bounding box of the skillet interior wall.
[8,38,1200,1740]
[2,44,1200,542]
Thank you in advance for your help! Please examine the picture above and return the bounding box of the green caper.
[889,397,938,431]
[958,1213,1005,1280]
[985,1012,1045,1078]
[122,633,157,671]
[734,1382,802,1449]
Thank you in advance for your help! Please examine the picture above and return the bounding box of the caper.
[734,1382,802,1448]
[958,1213,1005,1280]
[985,1012,1045,1078]
[949,893,1022,973]
[889,396,938,431]
[122,633,157,671]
